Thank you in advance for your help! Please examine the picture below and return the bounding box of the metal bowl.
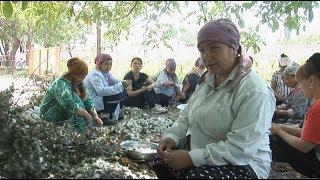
[120,140,158,161]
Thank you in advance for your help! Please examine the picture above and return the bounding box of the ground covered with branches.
[0,75,309,179]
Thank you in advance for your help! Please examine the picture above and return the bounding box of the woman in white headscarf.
[271,54,292,105]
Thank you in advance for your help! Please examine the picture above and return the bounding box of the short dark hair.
[131,57,143,65]
[281,53,288,58]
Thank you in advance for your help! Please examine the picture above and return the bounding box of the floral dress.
[40,76,94,133]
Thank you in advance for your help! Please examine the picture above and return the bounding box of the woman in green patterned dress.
[40,58,103,133]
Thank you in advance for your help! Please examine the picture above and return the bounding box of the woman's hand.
[270,123,283,135]
[122,80,132,88]
[146,84,153,91]
[180,93,186,100]
[163,81,175,87]
[93,116,103,127]
[140,86,147,93]
[161,150,194,170]
[157,138,175,159]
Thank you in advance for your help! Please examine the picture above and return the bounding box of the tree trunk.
[3,41,10,66]
[97,20,101,56]
[9,36,20,73]
[67,44,73,58]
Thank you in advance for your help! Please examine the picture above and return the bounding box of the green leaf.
[21,1,28,11]
[242,2,254,9]
[255,24,260,32]
[308,9,313,22]
[238,19,244,28]
[2,1,13,18]
[272,19,279,32]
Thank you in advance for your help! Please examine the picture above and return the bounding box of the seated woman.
[272,64,309,124]
[150,18,275,179]
[40,58,103,133]
[181,57,206,103]
[270,53,320,178]
[271,54,292,105]
[154,58,186,106]
[84,53,131,125]
[123,57,157,109]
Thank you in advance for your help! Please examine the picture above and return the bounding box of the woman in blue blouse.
[84,53,131,125]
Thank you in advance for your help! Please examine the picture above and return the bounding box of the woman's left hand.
[147,85,153,91]
[93,116,103,127]
[270,123,283,135]
[161,150,194,170]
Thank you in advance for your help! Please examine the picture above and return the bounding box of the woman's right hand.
[163,81,175,87]
[140,86,147,92]
[157,138,175,159]
[122,80,132,88]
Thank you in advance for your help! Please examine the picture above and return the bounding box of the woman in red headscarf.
[40,57,103,133]
[84,53,131,125]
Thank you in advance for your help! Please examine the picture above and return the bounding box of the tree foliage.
[0,1,319,57]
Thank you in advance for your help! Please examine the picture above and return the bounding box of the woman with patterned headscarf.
[40,57,103,133]
[150,18,276,179]
[154,58,186,106]
[84,53,131,125]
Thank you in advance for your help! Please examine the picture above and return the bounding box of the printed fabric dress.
[40,76,94,133]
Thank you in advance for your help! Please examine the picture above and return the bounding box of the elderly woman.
[154,58,186,106]
[270,53,320,178]
[271,54,292,105]
[150,18,276,179]
[181,57,206,103]
[272,63,308,124]
[84,53,131,125]
[40,58,103,133]
[123,57,158,108]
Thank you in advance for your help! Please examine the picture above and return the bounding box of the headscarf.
[197,18,252,92]
[279,56,292,67]
[228,52,253,92]
[95,53,112,68]
[195,57,205,69]
[66,58,88,99]
[166,58,176,70]
[197,18,240,51]
[165,58,177,82]
[67,58,88,75]
[283,63,299,76]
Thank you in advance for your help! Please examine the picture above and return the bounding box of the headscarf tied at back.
[95,53,112,68]
[165,58,177,82]
[166,58,176,70]
[66,58,88,99]
[67,58,88,75]
[197,18,252,92]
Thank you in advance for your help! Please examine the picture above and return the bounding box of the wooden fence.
[27,47,61,76]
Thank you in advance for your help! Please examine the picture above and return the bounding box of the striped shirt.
[271,70,291,98]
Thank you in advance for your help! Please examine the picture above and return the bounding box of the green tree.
[1,1,319,67]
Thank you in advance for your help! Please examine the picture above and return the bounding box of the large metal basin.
[120,140,158,161]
